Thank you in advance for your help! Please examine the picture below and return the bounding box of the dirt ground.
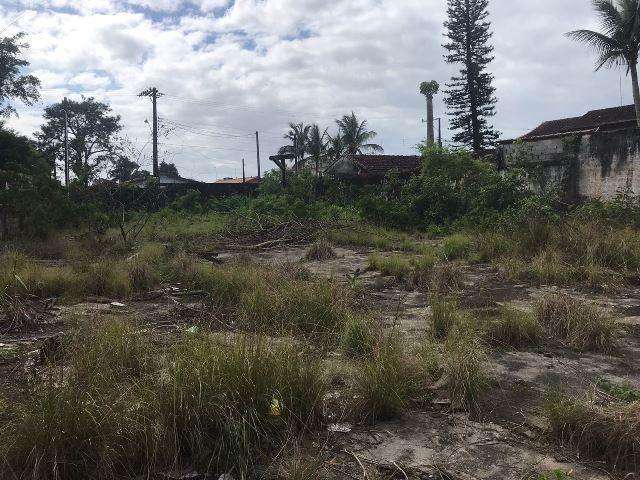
[2,244,639,479]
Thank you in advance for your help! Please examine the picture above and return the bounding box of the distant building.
[499,105,640,200]
[213,176,261,185]
[325,154,422,181]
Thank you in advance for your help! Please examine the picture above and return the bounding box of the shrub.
[545,393,639,471]
[535,294,619,352]
[483,307,542,348]
[443,321,487,410]
[304,238,337,261]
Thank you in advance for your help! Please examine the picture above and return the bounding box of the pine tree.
[443,0,499,153]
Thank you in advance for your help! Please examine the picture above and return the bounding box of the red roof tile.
[520,105,637,140]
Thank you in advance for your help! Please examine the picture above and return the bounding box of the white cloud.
[0,0,633,181]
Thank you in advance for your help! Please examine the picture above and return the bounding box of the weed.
[430,262,464,294]
[535,294,619,352]
[596,377,640,402]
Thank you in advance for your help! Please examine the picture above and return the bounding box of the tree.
[336,112,383,155]
[443,0,499,153]
[0,128,67,238]
[305,124,328,176]
[284,122,311,170]
[0,32,40,118]
[326,131,346,162]
[36,97,122,186]
[420,81,440,145]
[158,161,179,177]
[109,156,143,184]
[568,0,640,129]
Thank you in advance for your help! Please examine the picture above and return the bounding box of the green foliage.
[341,315,378,357]
[596,377,640,403]
[0,32,40,117]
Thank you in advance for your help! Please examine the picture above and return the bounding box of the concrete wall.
[500,128,640,200]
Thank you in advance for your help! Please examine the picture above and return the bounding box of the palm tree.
[326,131,346,162]
[284,122,311,170]
[305,124,328,176]
[568,0,640,128]
[336,112,383,156]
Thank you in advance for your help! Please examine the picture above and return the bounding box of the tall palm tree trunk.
[631,62,640,130]
[427,95,435,145]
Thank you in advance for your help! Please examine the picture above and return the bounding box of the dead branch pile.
[0,291,54,334]
[222,219,327,251]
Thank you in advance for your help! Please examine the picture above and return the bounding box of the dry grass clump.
[429,295,461,339]
[545,393,640,471]
[442,321,487,410]
[483,307,542,348]
[430,261,464,293]
[535,294,619,352]
[1,320,325,479]
[367,253,439,290]
[341,315,379,357]
[304,238,337,261]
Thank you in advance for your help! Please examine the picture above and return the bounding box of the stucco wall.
[500,128,640,200]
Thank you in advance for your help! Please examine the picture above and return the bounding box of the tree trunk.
[630,62,640,130]
[427,95,435,145]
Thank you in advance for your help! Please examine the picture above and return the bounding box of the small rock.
[328,423,352,433]
[110,302,127,308]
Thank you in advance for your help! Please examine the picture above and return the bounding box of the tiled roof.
[521,105,637,140]
[213,176,260,184]
[352,155,422,177]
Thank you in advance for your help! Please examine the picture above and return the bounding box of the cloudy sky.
[0,0,633,181]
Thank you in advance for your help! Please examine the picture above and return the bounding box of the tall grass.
[545,393,639,471]
[1,320,325,479]
[429,295,461,339]
[483,307,542,348]
[367,253,438,290]
[535,294,619,352]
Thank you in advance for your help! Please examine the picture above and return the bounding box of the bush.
[535,294,619,352]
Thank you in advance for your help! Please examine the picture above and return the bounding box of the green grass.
[441,233,473,261]
[1,319,325,479]
[596,377,640,402]
[429,295,461,339]
[545,392,639,471]
[535,293,619,352]
[367,253,438,290]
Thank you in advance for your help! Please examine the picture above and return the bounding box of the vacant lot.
[1,217,639,480]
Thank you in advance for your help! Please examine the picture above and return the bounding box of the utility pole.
[139,87,163,176]
[255,131,261,179]
[63,97,70,189]
[242,158,246,183]
[435,117,442,148]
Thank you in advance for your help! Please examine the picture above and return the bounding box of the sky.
[0,0,634,181]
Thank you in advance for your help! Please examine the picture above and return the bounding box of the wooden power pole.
[242,158,246,183]
[255,131,261,179]
[139,87,163,176]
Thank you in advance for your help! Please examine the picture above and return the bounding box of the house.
[498,105,640,199]
[213,176,261,185]
[325,154,422,181]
